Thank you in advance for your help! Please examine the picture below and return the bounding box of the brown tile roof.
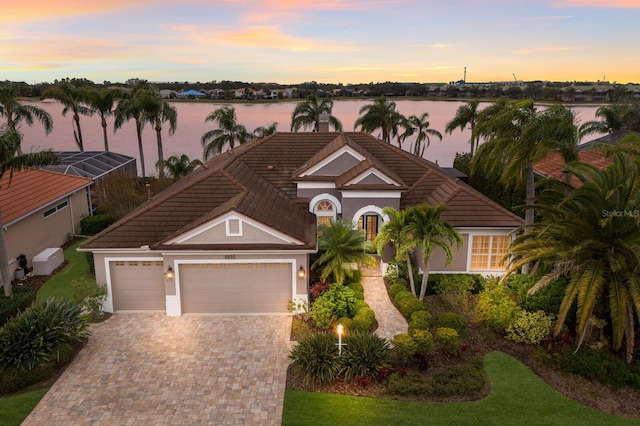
[534,151,612,187]
[82,132,522,250]
[0,169,91,226]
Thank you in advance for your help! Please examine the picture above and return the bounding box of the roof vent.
[318,114,330,132]
[267,165,274,170]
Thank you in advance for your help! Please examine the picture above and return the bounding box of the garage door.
[109,260,166,311]
[180,262,292,313]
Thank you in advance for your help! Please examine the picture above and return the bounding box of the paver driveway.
[24,313,292,425]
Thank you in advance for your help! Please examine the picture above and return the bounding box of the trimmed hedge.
[396,297,427,318]
[353,306,376,332]
[438,312,467,337]
[408,310,432,336]
[389,283,408,299]
[0,286,34,326]
[79,214,112,235]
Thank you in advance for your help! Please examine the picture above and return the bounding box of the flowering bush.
[506,310,554,345]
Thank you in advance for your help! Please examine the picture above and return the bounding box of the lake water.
[18,99,601,175]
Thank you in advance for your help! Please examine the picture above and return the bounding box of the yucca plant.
[0,298,90,371]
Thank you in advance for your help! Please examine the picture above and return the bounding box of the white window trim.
[309,193,342,215]
[467,234,511,272]
[225,218,242,236]
[351,205,390,228]
[43,200,69,218]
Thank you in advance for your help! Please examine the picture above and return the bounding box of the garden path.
[360,260,408,340]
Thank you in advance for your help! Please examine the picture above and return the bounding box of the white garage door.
[180,262,292,313]
[109,260,166,311]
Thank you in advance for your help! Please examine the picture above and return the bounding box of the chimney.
[318,114,330,132]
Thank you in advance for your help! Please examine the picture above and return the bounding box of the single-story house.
[177,89,207,99]
[80,132,522,316]
[1,169,92,277]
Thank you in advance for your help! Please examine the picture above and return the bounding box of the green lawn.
[35,239,95,304]
[283,351,640,426]
[0,389,48,426]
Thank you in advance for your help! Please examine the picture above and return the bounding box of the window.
[226,218,241,236]
[470,235,509,271]
[314,200,336,227]
[358,214,379,241]
[43,201,68,218]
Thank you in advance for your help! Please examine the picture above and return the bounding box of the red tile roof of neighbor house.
[0,169,92,226]
[81,132,523,251]
[534,150,612,187]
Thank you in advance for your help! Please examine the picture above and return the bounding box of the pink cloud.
[556,0,640,7]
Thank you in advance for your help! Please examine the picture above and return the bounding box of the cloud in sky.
[556,0,640,7]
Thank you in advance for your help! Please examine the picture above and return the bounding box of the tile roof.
[0,169,92,226]
[534,151,612,187]
[82,132,522,250]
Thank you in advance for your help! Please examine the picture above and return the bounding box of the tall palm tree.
[0,82,53,154]
[85,87,122,152]
[313,219,376,285]
[401,112,442,157]
[290,94,342,132]
[0,126,59,296]
[374,207,417,297]
[252,122,278,139]
[137,89,177,179]
[404,204,462,301]
[115,80,151,177]
[472,100,579,229]
[201,106,251,160]
[354,96,405,146]
[157,154,203,180]
[579,103,627,138]
[503,152,640,363]
[445,99,481,155]
[41,82,93,151]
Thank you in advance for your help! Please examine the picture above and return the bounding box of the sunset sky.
[1,0,639,85]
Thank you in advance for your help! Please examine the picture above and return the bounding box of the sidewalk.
[360,261,408,340]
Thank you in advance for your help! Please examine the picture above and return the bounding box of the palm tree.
[0,82,53,154]
[157,154,203,180]
[85,87,122,151]
[404,204,462,301]
[290,94,342,132]
[579,104,627,138]
[201,106,251,160]
[137,89,177,179]
[41,82,93,151]
[472,100,579,229]
[503,152,640,363]
[252,122,278,139]
[0,126,59,296]
[401,112,442,157]
[374,207,418,297]
[313,219,376,285]
[445,99,481,155]
[354,96,406,146]
[115,80,151,177]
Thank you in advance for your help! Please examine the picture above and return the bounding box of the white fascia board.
[341,191,402,199]
[345,169,401,186]
[299,147,365,177]
[296,182,336,189]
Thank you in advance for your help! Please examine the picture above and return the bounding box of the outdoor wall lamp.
[297,266,306,280]
[164,266,174,280]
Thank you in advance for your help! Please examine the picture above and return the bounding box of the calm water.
[19,99,600,175]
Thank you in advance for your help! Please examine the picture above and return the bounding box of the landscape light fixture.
[297,266,306,280]
[336,323,345,355]
[164,266,174,280]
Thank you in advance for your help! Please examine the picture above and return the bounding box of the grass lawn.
[0,389,48,426]
[282,351,640,426]
[35,239,95,304]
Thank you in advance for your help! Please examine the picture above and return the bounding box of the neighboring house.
[80,132,522,316]
[0,169,92,276]
[177,89,207,99]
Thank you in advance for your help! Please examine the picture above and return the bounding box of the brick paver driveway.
[24,313,292,425]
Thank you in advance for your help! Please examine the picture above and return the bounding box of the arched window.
[315,200,335,227]
[352,205,389,241]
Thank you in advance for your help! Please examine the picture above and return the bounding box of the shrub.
[352,306,376,332]
[386,357,485,397]
[289,333,341,384]
[408,310,432,336]
[82,284,108,322]
[393,333,417,362]
[310,284,357,329]
[435,274,477,295]
[0,298,90,372]
[346,282,365,300]
[438,312,467,337]
[86,252,96,277]
[558,348,640,389]
[0,286,34,326]
[79,214,112,235]
[507,274,566,315]
[436,327,459,354]
[341,331,391,381]
[476,279,521,334]
[396,297,427,318]
[309,281,330,301]
[354,300,369,312]
[394,290,414,303]
[344,269,363,287]
[389,283,407,299]
[411,329,434,355]
[291,317,313,341]
[506,310,554,345]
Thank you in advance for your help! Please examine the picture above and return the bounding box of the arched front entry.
[352,205,389,241]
